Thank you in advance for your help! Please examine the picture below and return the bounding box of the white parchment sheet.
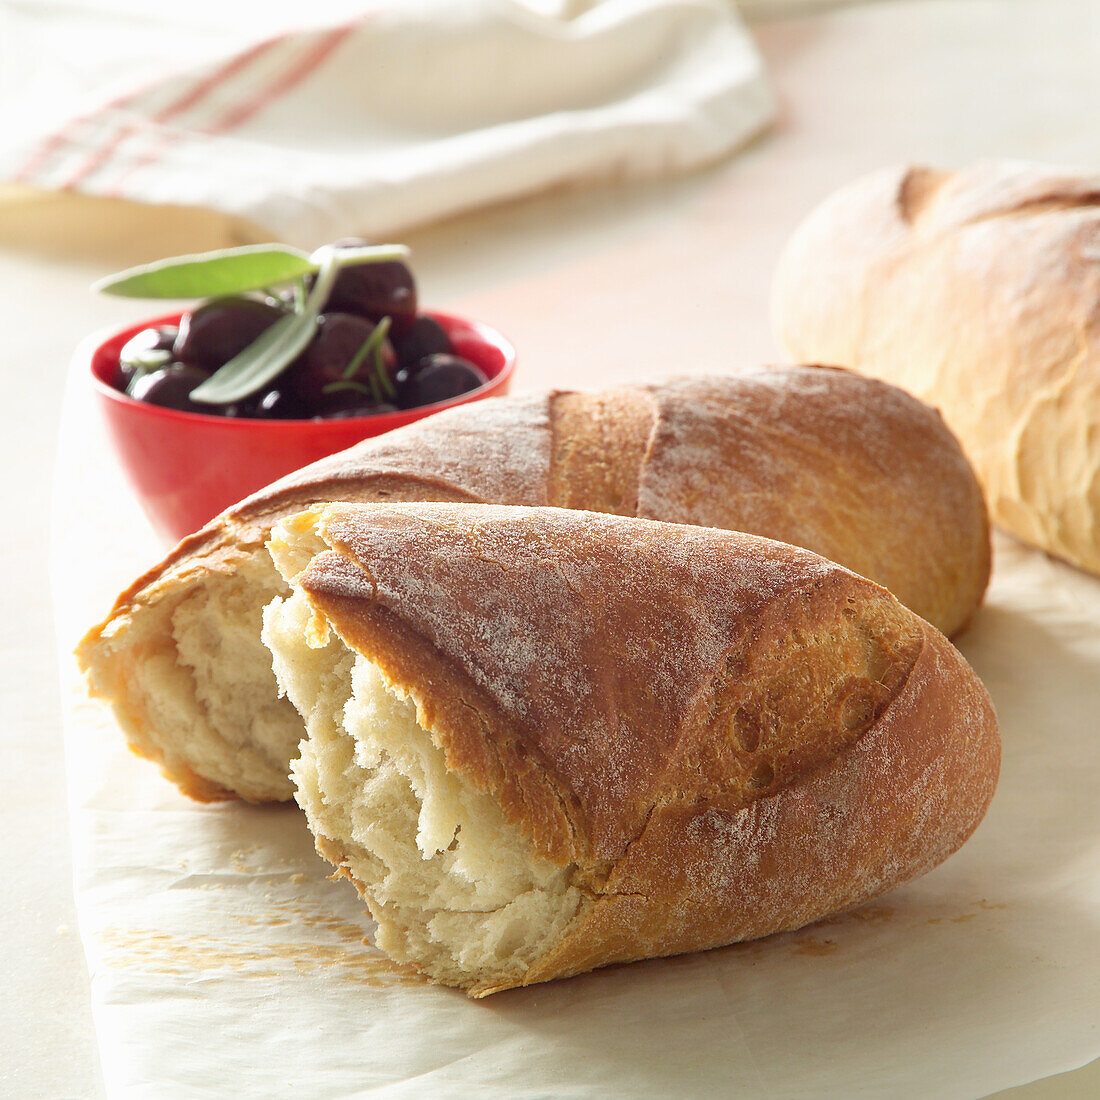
[53,363,1100,1099]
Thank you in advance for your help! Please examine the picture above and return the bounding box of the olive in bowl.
[396,354,488,409]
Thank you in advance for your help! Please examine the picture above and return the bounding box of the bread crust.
[78,370,990,802]
[773,160,1100,575]
[289,503,1000,995]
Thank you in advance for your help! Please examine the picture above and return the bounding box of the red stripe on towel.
[105,22,356,199]
[12,83,149,185]
[57,36,285,191]
[205,23,355,134]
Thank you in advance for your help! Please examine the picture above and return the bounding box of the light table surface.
[3,0,1098,1095]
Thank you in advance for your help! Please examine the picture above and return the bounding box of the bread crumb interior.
[263,584,581,989]
[101,550,302,800]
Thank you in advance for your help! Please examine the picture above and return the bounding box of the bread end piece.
[263,503,1000,996]
[75,533,299,803]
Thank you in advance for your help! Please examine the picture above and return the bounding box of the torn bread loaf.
[78,369,990,804]
[262,502,1000,996]
[773,161,1100,574]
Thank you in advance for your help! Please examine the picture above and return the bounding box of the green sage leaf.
[187,310,316,404]
[93,244,316,299]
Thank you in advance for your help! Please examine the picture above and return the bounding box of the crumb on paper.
[95,926,419,987]
[792,937,838,957]
[230,847,257,872]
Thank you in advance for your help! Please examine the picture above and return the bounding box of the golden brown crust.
[773,160,1100,575]
[521,620,997,995]
[293,503,1000,995]
[77,369,990,803]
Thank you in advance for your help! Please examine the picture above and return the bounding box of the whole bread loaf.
[773,161,1100,574]
[263,502,1000,996]
[77,369,989,803]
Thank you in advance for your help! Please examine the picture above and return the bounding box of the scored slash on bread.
[261,503,1000,996]
[77,370,991,804]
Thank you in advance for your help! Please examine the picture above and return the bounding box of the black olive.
[116,325,177,390]
[283,312,397,416]
[394,315,452,370]
[128,364,218,414]
[320,239,417,337]
[223,388,306,420]
[173,297,286,371]
[396,353,487,408]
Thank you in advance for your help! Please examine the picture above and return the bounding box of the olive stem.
[373,340,396,400]
[320,315,394,405]
[321,380,373,397]
[339,316,391,382]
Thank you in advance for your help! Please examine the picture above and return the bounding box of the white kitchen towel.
[0,0,774,245]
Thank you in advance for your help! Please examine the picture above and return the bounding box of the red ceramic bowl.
[89,310,516,543]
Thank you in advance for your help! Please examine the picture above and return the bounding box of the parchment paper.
[53,356,1100,1098]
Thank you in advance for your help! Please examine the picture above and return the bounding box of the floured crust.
[285,503,999,995]
[520,619,993,993]
[78,370,990,802]
[773,160,1100,575]
[635,372,988,635]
